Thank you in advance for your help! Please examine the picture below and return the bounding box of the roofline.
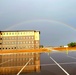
[0,30,40,32]
[0,30,40,34]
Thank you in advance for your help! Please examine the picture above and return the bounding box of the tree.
[67,42,76,47]
[60,45,64,47]
[39,45,44,48]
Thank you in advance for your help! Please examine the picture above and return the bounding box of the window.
[36,41,38,44]
[6,37,8,40]
[32,41,34,43]
[23,37,25,39]
[25,46,28,48]
[6,33,8,35]
[9,33,11,35]
[0,38,2,40]
[21,32,22,34]
[29,37,31,39]
[17,42,19,44]
[20,41,22,44]
[29,46,31,48]
[26,41,28,44]
[14,37,16,39]
[32,46,34,48]
[23,32,25,34]
[0,43,2,44]
[23,42,25,44]
[3,37,5,40]
[26,37,28,39]
[6,42,8,44]
[32,36,34,39]
[17,37,19,39]
[3,33,5,35]
[20,37,22,39]
[15,42,16,44]
[12,33,14,35]
[3,42,5,44]
[15,47,16,49]
[23,58,25,60]
[29,41,31,44]
[26,58,28,60]
[12,42,14,44]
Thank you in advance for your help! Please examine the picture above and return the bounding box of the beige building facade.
[0,30,40,50]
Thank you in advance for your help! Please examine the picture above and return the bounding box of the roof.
[0,30,40,32]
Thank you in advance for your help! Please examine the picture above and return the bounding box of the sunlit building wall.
[0,30,40,50]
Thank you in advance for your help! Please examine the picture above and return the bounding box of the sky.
[0,0,76,46]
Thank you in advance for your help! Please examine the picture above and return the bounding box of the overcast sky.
[0,0,76,46]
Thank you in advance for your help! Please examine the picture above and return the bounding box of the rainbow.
[5,19,76,31]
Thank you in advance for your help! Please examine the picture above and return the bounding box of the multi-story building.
[0,30,40,50]
[0,30,40,74]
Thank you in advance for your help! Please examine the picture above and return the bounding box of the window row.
[0,38,2,40]
[3,41,34,44]
[2,32,34,35]
[2,36,34,40]
[0,46,34,50]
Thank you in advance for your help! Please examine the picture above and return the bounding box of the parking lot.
[24,51,76,75]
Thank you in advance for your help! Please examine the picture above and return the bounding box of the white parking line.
[41,62,76,66]
[67,55,76,60]
[15,62,76,67]
[50,56,70,75]
[17,58,32,75]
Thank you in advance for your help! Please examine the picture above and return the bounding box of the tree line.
[67,42,76,47]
